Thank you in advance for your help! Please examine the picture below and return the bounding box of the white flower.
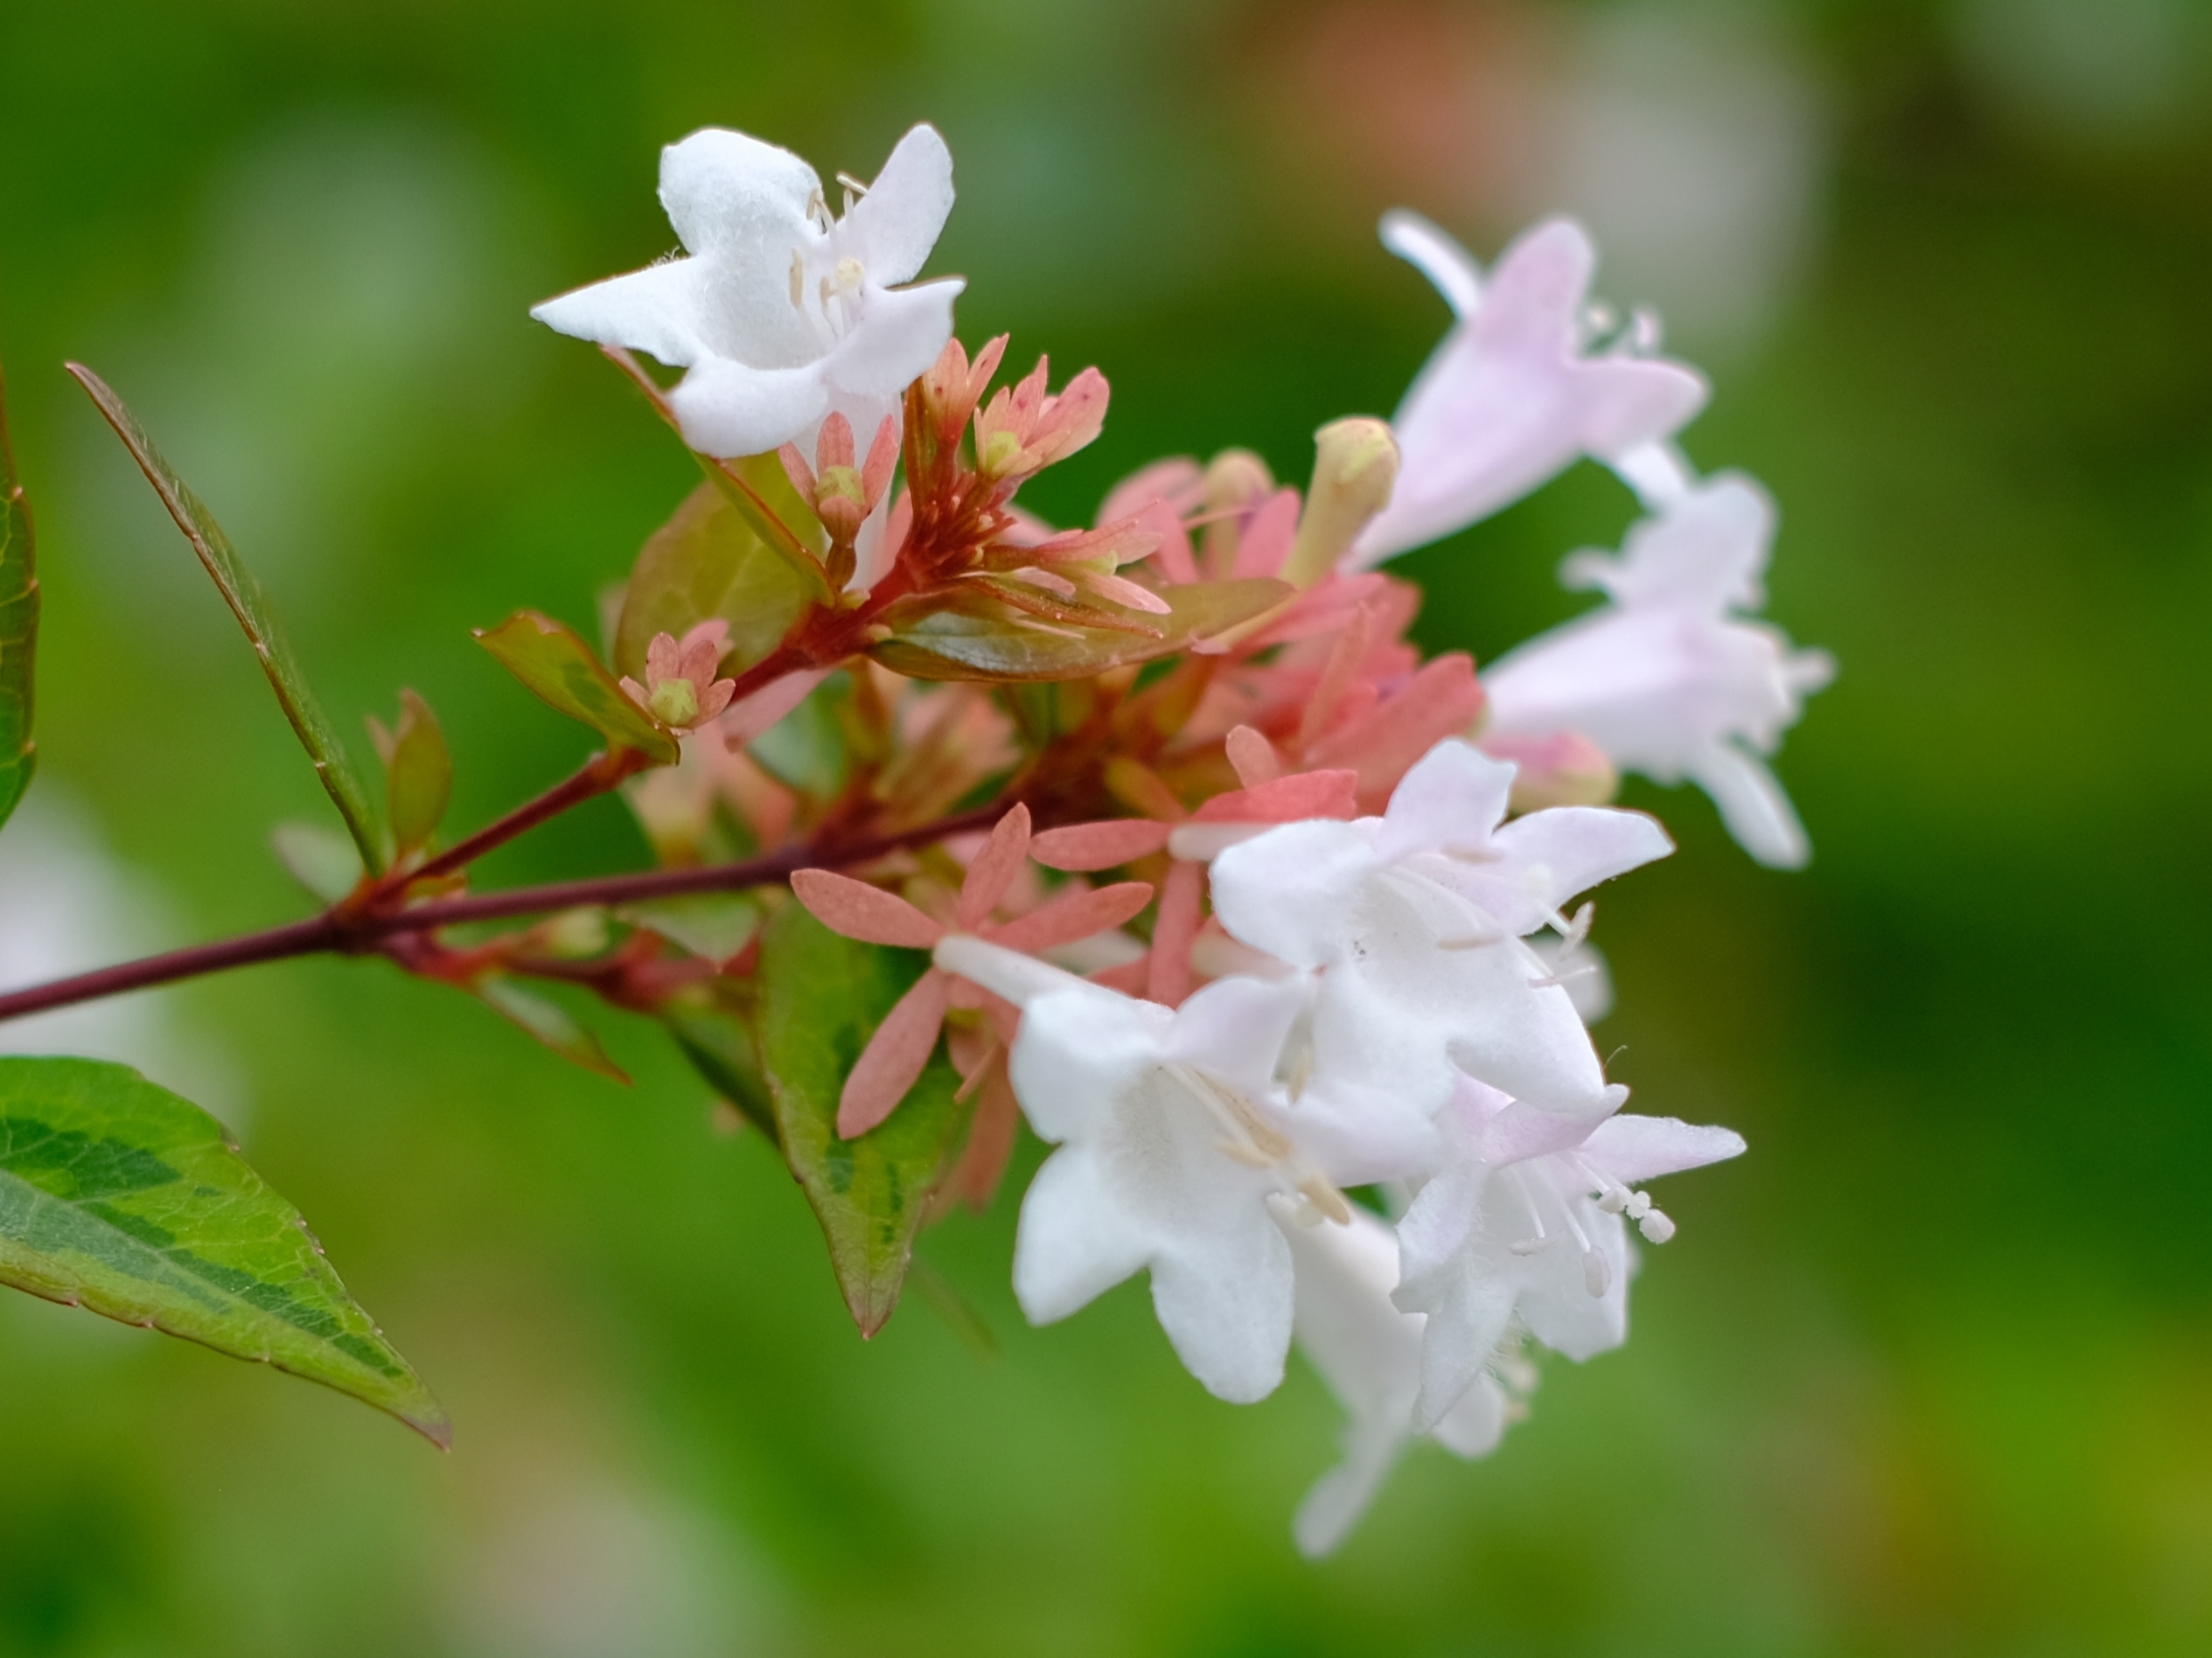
[1208,740,1671,1168]
[1394,1075,1745,1428]
[1280,1202,1511,1557]
[1482,470,1836,867]
[532,124,961,458]
[938,936,1342,1404]
[1350,213,1707,568]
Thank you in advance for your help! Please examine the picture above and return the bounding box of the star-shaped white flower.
[1482,471,1835,867]
[1393,1074,1744,1428]
[1350,212,1708,568]
[532,123,962,458]
[1280,1202,1511,1557]
[1208,740,1671,1174]
[939,937,1340,1404]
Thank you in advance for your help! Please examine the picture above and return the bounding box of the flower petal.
[1209,819,1378,971]
[1012,1144,1155,1323]
[1378,207,1483,317]
[1148,1220,1294,1404]
[1685,739,1811,869]
[1580,1113,1747,1185]
[837,122,955,286]
[657,127,820,258]
[827,279,964,400]
[666,354,831,458]
[531,257,710,368]
[1371,738,1512,863]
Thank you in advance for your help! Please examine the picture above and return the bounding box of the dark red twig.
[410,750,638,882]
[0,803,1009,1027]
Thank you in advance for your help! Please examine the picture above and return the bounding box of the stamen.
[1505,1166,1551,1254]
[789,249,805,310]
[834,170,870,198]
[1381,867,1503,950]
[1637,1207,1676,1244]
[1169,1062,1350,1225]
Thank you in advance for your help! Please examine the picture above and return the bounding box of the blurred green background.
[3,0,2209,1653]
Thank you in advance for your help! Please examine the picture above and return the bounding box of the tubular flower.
[1482,469,1836,867]
[942,937,1345,1404]
[532,124,961,458]
[1351,213,1707,568]
[1208,740,1671,1157]
[1280,1202,1514,1557]
[1393,1075,1745,1429]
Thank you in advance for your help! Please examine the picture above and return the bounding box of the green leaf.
[755,902,974,1334]
[658,979,778,1141]
[616,478,814,681]
[368,688,452,859]
[0,1056,446,1444]
[67,365,385,871]
[0,363,38,832]
[870,577,1293,683]
[271,819,366,903]
[474,610,680,766]
[472,976,628,1082]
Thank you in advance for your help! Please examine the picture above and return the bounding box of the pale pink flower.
[1351,213,1707,567]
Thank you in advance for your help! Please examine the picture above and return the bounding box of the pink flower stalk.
[791,804,1154,1137]
[620,619,737,731]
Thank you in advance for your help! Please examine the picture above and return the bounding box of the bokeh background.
[3,0,2209,1653]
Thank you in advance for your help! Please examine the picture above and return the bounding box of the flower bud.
[1200,449,1274,575]
[1280,418,1399,587]
[814,463,868,541]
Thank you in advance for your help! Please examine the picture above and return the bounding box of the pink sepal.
[1146,858,1203,1007]
[1193,769,1360,824]
[1308,653,1487,802]
[1232,489,1301,580]
[990,881,1154,953]
[837,968,951,1137]
[722,668,831,748]
[957,804,1034,930]
[1029,819,1175,871]
[791,868,944,949]
[1225,725,1280,787]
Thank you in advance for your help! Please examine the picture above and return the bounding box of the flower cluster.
[523,123,1828,1551]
